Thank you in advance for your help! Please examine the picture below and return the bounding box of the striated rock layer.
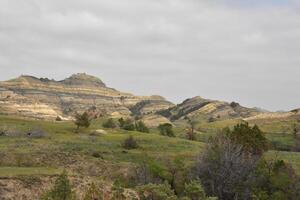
[0,73,174,120]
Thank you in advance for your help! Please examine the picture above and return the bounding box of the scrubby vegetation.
[0,115,300,199]
[158,123,175,137]
[103,118,117,129]
[41,170,76,200]
[74,112,91,131]
[122,136,139,150]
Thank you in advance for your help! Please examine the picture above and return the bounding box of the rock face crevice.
[0,73,174,120]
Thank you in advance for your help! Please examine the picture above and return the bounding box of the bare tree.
[192,134,260,200]
[186,117,197,140]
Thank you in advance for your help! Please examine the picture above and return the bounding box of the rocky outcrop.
[158,96,264,122]
[0,73,174,120]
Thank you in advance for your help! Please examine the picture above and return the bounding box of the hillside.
[0,73,174,121]
[158,96,264,122]
[0,115,203,199]
[1,74,299,130]
[0,75,299,199]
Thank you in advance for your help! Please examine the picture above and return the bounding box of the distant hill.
[0,73,173,124]
[0,73,299,128]
[157,96,264,122]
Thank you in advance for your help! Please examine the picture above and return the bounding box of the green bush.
[120,118,136,131]
[41,170,76,200]
[135,121,149,133]
[184,180,207,200]
[158,123,174,137]
[224,122,268,155]
[137,182,178,200]
[103,118,117,129]
[74,112,91,131]
[122,136,138,149]
[253,159,300,200]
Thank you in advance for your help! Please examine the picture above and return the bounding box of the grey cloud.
[0,0,299,111]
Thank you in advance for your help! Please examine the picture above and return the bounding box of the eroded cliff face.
[0,73,174,120]
[157,96,265,122]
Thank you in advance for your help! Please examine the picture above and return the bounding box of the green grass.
[0,115,203,178]
[0,115,299,179]
[265,151,300,175]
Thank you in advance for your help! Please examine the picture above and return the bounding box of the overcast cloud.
[0,0,299,111]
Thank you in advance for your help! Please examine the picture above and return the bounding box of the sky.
[0,0,299,111]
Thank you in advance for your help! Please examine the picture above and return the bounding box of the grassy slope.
[0,115,299,179]
[0,116,203,178]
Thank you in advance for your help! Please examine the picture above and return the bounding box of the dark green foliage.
[230,102,239,108]
[164,157,187,195]
[120,118,135,131]
[41,170,76,200]
[119,118,149,133]
[133,157,166,185]
[129,100,151,115]
[136,181,178,200]
[74,112,91,131]
[184,180,207,200]
[169,101,210,121]
[83,182,103,200]
[122,135,138,149]
[135,121,149,133]
[118,118,125,128]
[225,123,268,155]
[158,123,174,137]
[103,118,117,129]
[252,159,300,200]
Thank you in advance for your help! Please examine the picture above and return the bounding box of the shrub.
[184,180,207,200]
[208,117,215,123]
[136,182,178,200]
[193,134,259,200]
[83,182,103,200]
[118,118,125,128]
[41,170,76,200]
[135,121,149,133]
[158,123,174,137]
[253,159,300,200]
[74,112,91,131]
[230,102,239,108]
[224,123,268,155]
[26,130,47,138]
[122,136,138,149]
[103,118,117,129]
[112,180,126,200]
[120,118,136,131]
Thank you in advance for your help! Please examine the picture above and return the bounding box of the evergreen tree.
[135,121,149,133]
[41,170,76,200]
[74,112,91,131]
[158,123,174,137]
[103,118,117,129]
[225,123,268,155]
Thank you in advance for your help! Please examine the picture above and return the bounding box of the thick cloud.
[0,0,299,111]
